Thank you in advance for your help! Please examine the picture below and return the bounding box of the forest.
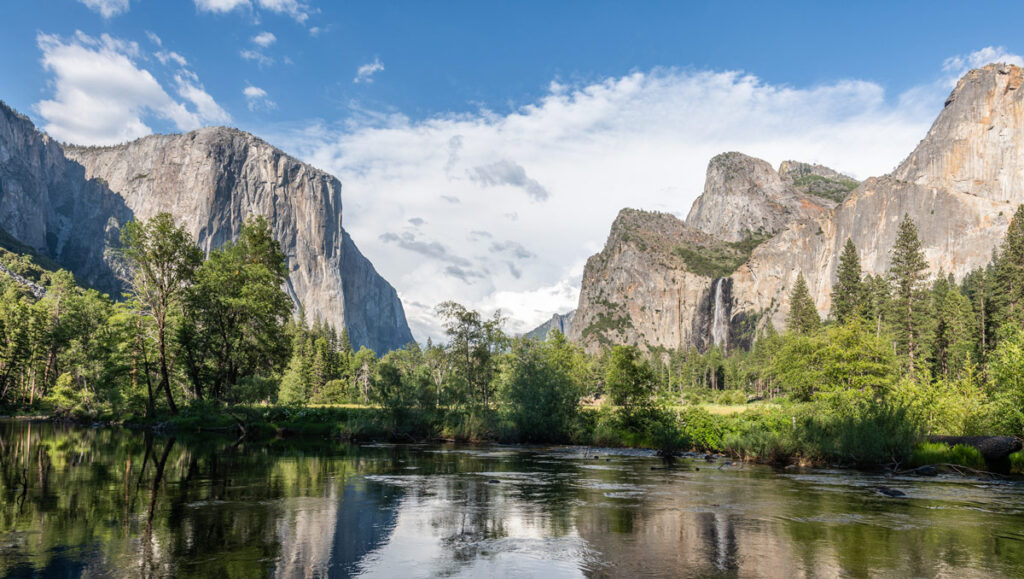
[1,209,1023,470]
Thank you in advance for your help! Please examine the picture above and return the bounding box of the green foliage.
[987,323,1024,435]
[786,272,820,335]
[790,173,859,203]
[909,442,986,469]
[672,233,768,279]
[179,216,292,402]
[496,337,582,443]
[605,345,656,428]
[1010,451,1024,474]
[771,321,896,401]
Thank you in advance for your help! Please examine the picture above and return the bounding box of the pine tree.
[831,238,865,324]
[993,204,1024,329]
[887,214,930,369]
[787,272,820,335]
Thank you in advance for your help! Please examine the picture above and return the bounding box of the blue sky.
[2,1,1023,339]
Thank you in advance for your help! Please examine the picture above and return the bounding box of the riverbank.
[14,402,1022,476]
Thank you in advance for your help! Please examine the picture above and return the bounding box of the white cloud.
[240,49,273,67]
[35,31,228,145]
[194,0,311,23]
[354,58,384,84]
[194,0,249,13]
[243,85,276,111]
[175,71,231,124]
[145,31,162,46]
[77,0,130,18]
[274,60,987,341]
[251,31,277,47]
[256,0,311,23]
[155,50,188,67]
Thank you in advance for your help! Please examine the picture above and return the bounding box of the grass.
[909,442,986,469]
[1010,451,1024,474]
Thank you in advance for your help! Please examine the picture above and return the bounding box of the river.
[1,420,1022,577]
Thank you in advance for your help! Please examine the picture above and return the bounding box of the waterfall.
[711,278,729,352]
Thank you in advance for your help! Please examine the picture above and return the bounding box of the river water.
[1,420,1022,577]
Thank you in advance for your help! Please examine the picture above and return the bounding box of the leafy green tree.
[786,272,820,335]
[605,345,656,427]
[988,323,1024,435]
[122,213,203,415]
[497,338,581,442]
[771,320,897,402]
[831,238,865,323]
[887,214,931,369]
[180,216,291,402]
[436,301,506,408]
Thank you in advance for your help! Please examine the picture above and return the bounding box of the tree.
[887,214,930,369]
[992,204,1024,333]
[786,272,820,335]
[497,338,581,442]
[831,238,865,323]
[121,214,204,415]
[435,301,506,408]
[928,275,975,379]
[605,345,656,427]
[180,216,291,402]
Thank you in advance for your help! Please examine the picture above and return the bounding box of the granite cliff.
[0,101,413,353]
[524,310,575,340]
[571,64,1024,354]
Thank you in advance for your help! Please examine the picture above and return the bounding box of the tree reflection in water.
[2,422,1024,578]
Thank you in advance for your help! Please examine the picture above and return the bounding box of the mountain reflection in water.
[1,421,1023,578]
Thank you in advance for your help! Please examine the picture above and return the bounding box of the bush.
[1010,451,1024,474]
[909,442,986,469]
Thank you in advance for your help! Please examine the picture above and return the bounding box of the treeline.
[1,208,1023,465]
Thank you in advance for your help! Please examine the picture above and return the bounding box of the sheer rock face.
[0,102,131,294]
[685,152,835,243]
[524,310,575,340]
[573,64,1024,351]
[568,209,717,354]
[0,103,413,353]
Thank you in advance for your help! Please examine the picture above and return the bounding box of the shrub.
[909,442,986,469]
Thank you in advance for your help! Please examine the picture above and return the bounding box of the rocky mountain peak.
[0,101,414,353]
[778,160,859,203]
[893,63,1024,202]
[685,151,833,243]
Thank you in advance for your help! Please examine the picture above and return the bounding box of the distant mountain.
[524,310,575,340]
[571,64,1024,354]
[0,102,413,353]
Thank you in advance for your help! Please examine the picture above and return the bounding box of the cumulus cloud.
[243,85,276,111]
[354,58,384,83]
[78,0,130,18]
[194,0,311,23]
[35,31,228,145]
[251,31,276,47]
[469,160,550,201]
[943,46,1024,81]
[271,54,1003,341]
[194,0,249,13]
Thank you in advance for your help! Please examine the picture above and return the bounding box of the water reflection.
[2,421,1023,578]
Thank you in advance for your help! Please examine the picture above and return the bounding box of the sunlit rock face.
[0,102,413,353]
[572,64,1024,351]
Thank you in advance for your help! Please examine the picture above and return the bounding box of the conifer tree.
[993,204,1024,328]
[786,272,820,335]
[831,238,865,323]
[887,214,930,368]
